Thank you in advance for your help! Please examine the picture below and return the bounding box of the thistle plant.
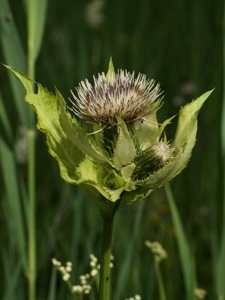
[5,59,212,300]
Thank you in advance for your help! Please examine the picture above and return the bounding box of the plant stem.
[155,262,167,300]
[27,46,36,300]
[28,129,36,300]
[99,213,115,300]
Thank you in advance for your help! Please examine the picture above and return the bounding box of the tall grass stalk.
[114,201,145,299]
[155,262,167,300]
[215,2,225,298]
[27,129,36,300]
[164,183,196,300]
[0,1,47,299]
[25,1,47,299]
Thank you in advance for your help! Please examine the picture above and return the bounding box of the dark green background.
[0,0,224,299]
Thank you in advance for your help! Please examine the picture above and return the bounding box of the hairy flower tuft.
[70,70,161,126]
[150,142,174,166]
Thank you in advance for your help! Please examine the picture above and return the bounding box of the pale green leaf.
[121,163,136,191]
[112,118,136,169]
[172,89,214,149]
[5,66,84,184]
[76,158,126,202]
[170,89,213,178]
[132,107,160,150]
[157,115,176,140]
[121,163,136,181]
[106,57,115,82]
[121,185,153,205]
[137,90,213,188]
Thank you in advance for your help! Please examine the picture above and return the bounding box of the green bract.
[5,64,212,217]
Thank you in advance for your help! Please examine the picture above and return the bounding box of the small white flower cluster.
[52,258,73,282]
[52,254,114,296]
[89,253,100,277]
[145,240,167,263]
[125,295,141,300]
[194,288,207,299]
[71,273,92,295]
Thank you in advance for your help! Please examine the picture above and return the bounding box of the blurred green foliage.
[0,0,224,299]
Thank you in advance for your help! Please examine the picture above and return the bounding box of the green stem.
[27,23,36,300]
[27,129,36,300]
[99,213,115,300]
[155,262,167,300]
[27,43,36,300]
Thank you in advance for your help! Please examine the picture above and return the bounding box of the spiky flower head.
[70,66,161,126]
[6,61,212,217]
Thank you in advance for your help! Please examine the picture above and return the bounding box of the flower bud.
[133,142,173,181]
[150,142,173,166]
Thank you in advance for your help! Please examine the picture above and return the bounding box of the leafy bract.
[5,66,86,184]
[5,64,213,212]
[133,104,159,150]
[112,118,136,169]
[6,66,105,184]
[135,89,214,190]
[76,158,126,202]
[106,57,115,82]
[172,90,213,149]
[56,90,110,164]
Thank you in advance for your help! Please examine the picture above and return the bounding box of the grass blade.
[0,140,27,272]
[0,93,13,147]
[47,267,57,300]
[2,252,22,300]
[25,0,48,79]
[0,0,29,126]
[215,2,225,298]
[164,183,196,300]
[114,201,145,299]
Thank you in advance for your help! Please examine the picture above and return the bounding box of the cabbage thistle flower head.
[70,67,161,126]
[5,61,212,217]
